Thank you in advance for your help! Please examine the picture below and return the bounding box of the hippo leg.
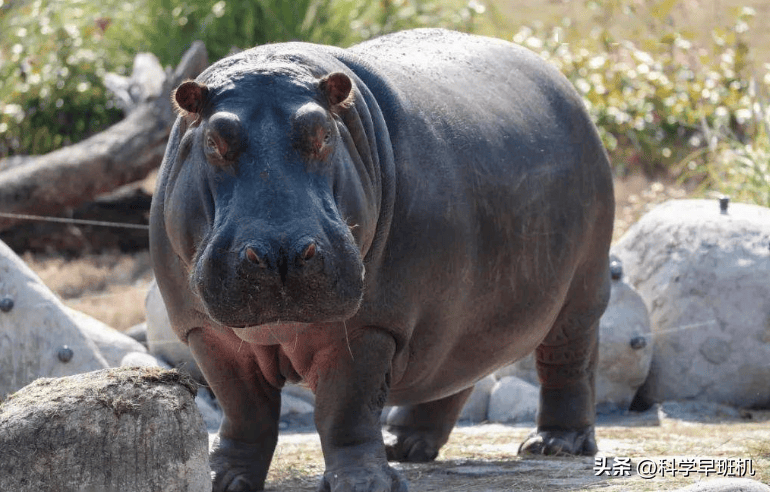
[188,327,281,492]
[384,387,473,463]
[314,328,408,492]
[519,267,610,457]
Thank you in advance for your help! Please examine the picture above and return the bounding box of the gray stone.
[121,351,167,368]
[613,199,770,408]
[673,478,770,492]
[283,383,316,406]
[125,322,149,346]
[497,275,652,412]
[659,400,742,421]
[146,279,204,382]
[594,276,653,412]
[487,376,538,423]
[68,307,148,366]
[459,374,496,423]
[0,240,107,397]
[0,367,211,492]
[196,390,223,432]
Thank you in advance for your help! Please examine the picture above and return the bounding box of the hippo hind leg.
[518,263,610,457]
[384,386,473,463]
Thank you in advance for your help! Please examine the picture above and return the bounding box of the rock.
[673,478,770,492]
[497,271,652,412]
[281,393,315,427]
[658,400,742,421]
[121,351,167,368]
[0,367,211,492]
[0,240,110,398]
[196,390,223,432]
[487,376,538,423]
[594,269,653,412]
[459,374,496,423]
[283,382,316,406]
[126,322,149,346]
[613,199,770,408]
[68,307,148,366]
[146,279,204,382]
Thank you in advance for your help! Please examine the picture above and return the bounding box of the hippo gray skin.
[150,28,614,492]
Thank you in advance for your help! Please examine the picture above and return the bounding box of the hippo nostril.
[302,241,317,261]
[245,247,266,268]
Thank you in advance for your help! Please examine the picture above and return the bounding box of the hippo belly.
[150,28,613,492]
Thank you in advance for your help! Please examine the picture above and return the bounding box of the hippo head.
[160,61,374,328]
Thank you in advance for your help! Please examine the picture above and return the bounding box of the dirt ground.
[263,410,770,491]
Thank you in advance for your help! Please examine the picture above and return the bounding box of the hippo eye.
[323,131,331,144]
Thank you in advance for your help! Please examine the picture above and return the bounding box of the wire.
[0,212,149,230]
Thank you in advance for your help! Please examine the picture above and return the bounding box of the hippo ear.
[319,72,353,110]
[172,80,209,115]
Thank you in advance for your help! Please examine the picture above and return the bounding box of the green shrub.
[509,6,760,177]
[0,0,483,159]
[0,0,134,157]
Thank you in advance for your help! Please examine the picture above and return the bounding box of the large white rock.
[0,366,211,492]
[459,375,496,423]
[146,279,203,381]
[495,273,652,412]
[487,376,539,423]
[613,199,770,408]
[0,240,145,399]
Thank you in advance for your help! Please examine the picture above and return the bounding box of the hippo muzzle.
[190,218,365,328]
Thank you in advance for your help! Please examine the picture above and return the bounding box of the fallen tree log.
[0,42,208,232]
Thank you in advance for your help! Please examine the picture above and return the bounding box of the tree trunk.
[0,42,208,231]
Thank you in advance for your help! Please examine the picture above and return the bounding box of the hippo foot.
[317,463,408,492]
[384,427,440,463]
[518,427,597,456]
[210,436,270,492]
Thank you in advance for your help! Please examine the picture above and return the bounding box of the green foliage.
[0,0,134,157]
[0,0,483,158]
[131,0,485,70]
[510,5,759,178]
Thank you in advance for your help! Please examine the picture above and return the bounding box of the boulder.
[0,367,211,492]
[0,239,145,399]
[613,199,770,408]
[146,279,203,381]
[496,270,652,412]
[459,374,496,423]
[487,376,539,423]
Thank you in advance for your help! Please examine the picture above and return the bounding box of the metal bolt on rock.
[719,195,730,214]
[58,345,74,363]
[609,258,623,281]
[0,297,14,313]
[629,336,647,350]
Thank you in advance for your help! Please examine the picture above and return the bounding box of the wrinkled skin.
[150,29,614,492]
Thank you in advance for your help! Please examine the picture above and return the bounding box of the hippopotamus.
[149,28,614,491]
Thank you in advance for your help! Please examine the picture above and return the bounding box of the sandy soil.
[263,410,770,491]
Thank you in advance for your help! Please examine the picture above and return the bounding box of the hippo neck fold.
[335,53,398,270]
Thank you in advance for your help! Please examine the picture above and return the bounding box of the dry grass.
[23,250,153,331]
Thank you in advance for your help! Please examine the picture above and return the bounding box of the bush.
[0,0,483,159]
[509,6,761,177]
[0,0,133,157]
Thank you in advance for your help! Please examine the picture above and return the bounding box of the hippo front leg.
[188,326,281,492]
[314,328,408,492]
